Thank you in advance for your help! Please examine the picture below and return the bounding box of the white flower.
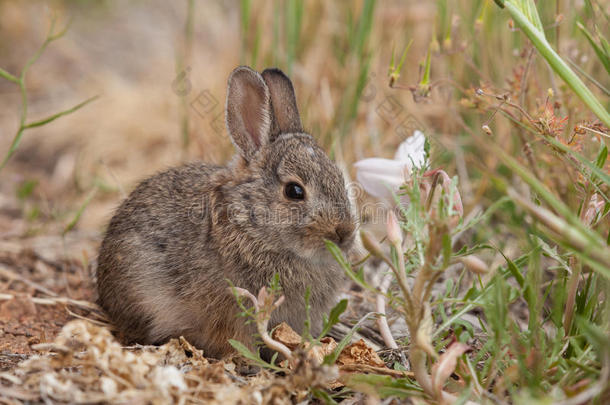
[354,130,427,201]
[393,129,427,166]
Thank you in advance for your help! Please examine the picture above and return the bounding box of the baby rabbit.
[97,66,357,358]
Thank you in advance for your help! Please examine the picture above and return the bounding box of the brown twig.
[0,266,58,297]
[0,293,102,311]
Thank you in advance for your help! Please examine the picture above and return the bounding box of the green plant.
[0,14,98,171]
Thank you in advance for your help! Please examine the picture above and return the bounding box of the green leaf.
[228,339,284,371]
[396,40,412,74]
[16,179,38,201]
[577,21,610,75]
[311,388,339,405]
[352,0,376,59]
[228,339,258,361]
[596,145,608,170]
[498,249,525,288]
[325,240,375,292]
[575,316,610,354]
[346,374,421,398]
[319,299,348,339]
[421,44,432,86]
[514,0,544,33]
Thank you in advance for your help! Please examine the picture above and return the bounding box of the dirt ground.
[0,199,101,371]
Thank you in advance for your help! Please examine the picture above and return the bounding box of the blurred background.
[0,0,607,254]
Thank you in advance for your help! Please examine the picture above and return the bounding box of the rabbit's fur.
[97,66,357,358]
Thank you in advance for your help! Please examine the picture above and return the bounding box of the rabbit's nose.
[335,222,355,245]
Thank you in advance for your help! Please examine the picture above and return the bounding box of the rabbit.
[96,66,358,358]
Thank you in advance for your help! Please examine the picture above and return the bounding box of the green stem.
[0,16,92,172]
[24,95,99,129]
[0,67,19,83]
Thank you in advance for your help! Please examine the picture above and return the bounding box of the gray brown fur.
[97,66,356,358]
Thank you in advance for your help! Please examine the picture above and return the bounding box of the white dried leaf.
[100,377,118,397]
[252,390,263,405]
[153,366,187,393]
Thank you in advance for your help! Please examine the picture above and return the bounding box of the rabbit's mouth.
[293,229,357,261]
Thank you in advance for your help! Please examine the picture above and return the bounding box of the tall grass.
[237,1,609,403]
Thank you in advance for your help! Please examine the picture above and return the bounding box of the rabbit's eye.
[285,182,305,200]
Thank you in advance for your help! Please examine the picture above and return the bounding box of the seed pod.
[360,230,385,259]
[386,210,402,247]
[460,255,489,275]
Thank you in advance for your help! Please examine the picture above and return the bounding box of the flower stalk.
[232,286,293,360]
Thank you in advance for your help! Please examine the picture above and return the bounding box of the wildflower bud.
[442,37,452,51]
[475,19,483,31]
[482,125,492,135]
[386,210,402,247]
[547,88,554,98]
[459,255,489,275]
[360,230,385,259]
[459,98,476,108]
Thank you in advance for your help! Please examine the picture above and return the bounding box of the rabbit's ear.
[261,68,302,138]
[226,66,272,160]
